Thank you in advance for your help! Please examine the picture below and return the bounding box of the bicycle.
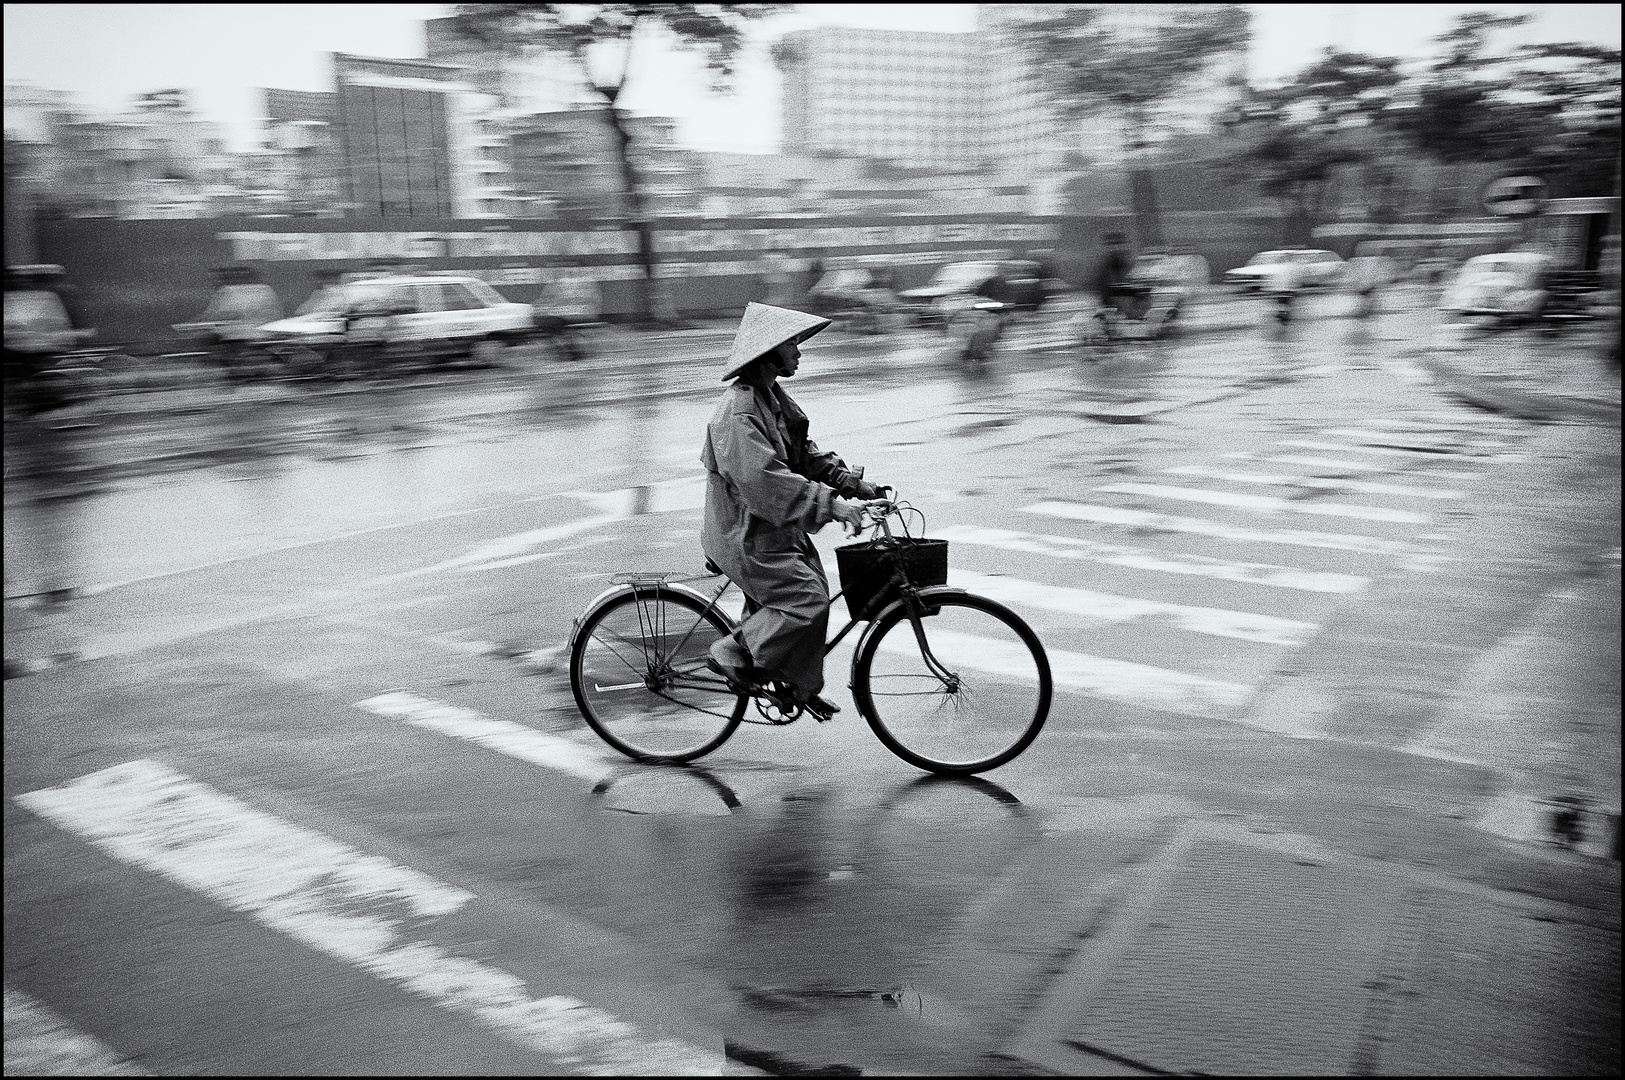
[568,500,1052,775]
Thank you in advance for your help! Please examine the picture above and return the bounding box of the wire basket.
[834,536,948,620]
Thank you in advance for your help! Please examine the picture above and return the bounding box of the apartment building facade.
[777,27,988,172]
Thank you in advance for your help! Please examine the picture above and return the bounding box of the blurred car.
[4,265,96,378]
[256,273,535,367]
[897,259,1051,324]
[1223,249,1346,292]
[1439,252,1552,326]
[804,267,902,333]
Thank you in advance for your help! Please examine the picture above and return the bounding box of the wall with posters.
[39,214,1066,347]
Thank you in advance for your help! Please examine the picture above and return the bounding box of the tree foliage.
[1018,4,1252,153]
[1224,9,1620,232]
[1017,4,1251,244]
[450,3,790,323]
[1391,12,1620,196]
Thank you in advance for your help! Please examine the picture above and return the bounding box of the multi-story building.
[423,15,583,116]
[4,82,244,218]
[259,88,343,215]
[330,52,510,219]
[507,106,697,218]
[777,27,989,172]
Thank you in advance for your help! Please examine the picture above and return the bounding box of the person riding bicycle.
[1092,232,1148,322]
[700,302,891,722]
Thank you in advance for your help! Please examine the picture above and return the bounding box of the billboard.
[39,214,1065,347]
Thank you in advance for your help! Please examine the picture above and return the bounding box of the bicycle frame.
[570,509,967,710]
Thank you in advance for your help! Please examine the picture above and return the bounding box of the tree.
[1017,3,1252,246]
[1393,12,1621,198]
[1222,49,1406,238]
[450,3,789,325]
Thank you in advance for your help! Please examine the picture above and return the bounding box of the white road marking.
[566,476,706,516]
[1095,482,1430,524]
[1021,501,1416,556]
[355,691,612,782]
[14,762,720,1075]
[1163,465,1463,500]
[4,988,150,1076]
[949,569,1316,646]
[932,525,1369,594]
[1223,452,1481,483]
[408,515,621,576]
[1323,427,1509,450]
[878,629,1253,718]
[1275,438,1472,460]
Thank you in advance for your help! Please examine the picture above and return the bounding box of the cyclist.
[700,302,891,722]
[1092,232,1146,324]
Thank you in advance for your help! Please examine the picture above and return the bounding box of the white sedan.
[1439,252,1551,324]
[257,273,535,366]
[1223,249,1347,292]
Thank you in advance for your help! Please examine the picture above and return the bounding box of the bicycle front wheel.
[570,588,746,763]
[853,591,1051,775]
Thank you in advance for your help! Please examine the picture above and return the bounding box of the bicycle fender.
[568,580,729,649]
[848,586,969,678]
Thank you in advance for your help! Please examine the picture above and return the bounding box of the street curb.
[1419,350,1622,424]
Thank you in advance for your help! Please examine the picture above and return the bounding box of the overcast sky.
[5,4,1620,154]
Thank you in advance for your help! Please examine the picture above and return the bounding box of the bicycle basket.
[834,536,948,620]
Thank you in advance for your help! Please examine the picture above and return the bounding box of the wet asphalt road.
[5,289,1619,1075]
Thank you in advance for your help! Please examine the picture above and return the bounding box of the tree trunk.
[1123,105,1164,248]
[1129,166,1164,248]
[600,104,665,327]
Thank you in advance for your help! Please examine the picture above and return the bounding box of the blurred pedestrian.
[798,250,825,307]
[1346,254,1394,319]
[1269,253,1305,329]
[762,249,794,307]
[1092,232,1148,327]
[700,303,891,722]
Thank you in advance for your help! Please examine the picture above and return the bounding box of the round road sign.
[1481,175,1548,217]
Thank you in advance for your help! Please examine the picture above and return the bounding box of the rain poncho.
[701,378,880,698]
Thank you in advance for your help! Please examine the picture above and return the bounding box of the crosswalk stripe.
[949,569,1316,646]
[3,988,150,1076]
[356,691,612,781]
[1275,438,1473,459]
[1095,482,1430,524]
[1323,427,1509,450]
[932,525,1369,594]
[1021,501,1415,556]
[14,761,720,1075]
[1224,452,1480,482]
[879,629,1252,718]
[1163,465,1463,500]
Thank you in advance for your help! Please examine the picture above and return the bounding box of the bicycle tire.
[852,590,1051,775]
[570,587,747,763]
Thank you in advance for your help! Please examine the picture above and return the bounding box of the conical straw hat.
[720,302,831,381]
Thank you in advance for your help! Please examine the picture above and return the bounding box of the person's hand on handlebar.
[833,497,894,537]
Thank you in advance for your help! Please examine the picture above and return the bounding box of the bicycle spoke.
[854,594,1050,774]
[571,589,745,763]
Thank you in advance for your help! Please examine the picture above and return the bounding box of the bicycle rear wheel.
[570,588,746,763]
[852,591,1051,775]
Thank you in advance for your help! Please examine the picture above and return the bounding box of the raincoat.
[701,378,880,698]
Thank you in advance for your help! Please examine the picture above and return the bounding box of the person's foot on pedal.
[802,694,841,722]
[706,637,752,688]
